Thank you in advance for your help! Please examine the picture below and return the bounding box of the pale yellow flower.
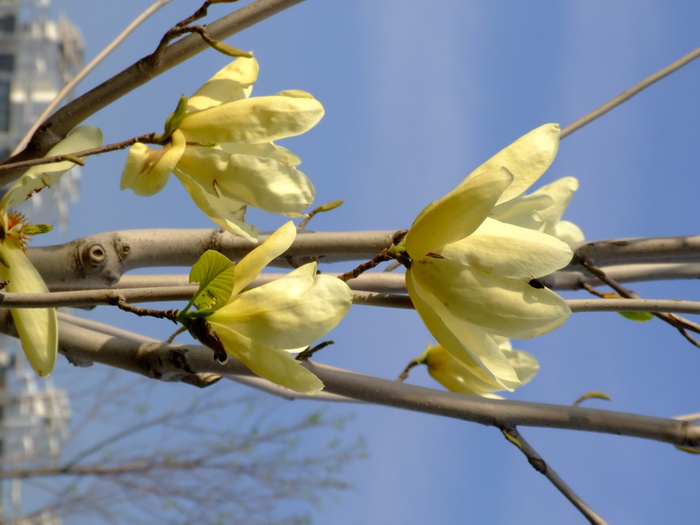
[419,336,539,398]
[403,124,573,391]
[120,57,324,241]
[1,126,102,376]
[197,222,353,393]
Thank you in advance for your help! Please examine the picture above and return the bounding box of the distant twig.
[502,427,608,525]
[561,46,700,139]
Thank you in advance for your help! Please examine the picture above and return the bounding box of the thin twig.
[0,134,156,173]
[501,427,608,525]
[579,257,700,347]
[561,46,700,139]
[12,0,174,155]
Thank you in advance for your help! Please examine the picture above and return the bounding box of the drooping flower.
[417,336,539,398]
[401,124,574,391]
[179,221,353,393]
[0,126,103,376]
[120,57,324,241]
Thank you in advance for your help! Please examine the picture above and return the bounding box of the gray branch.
[0,314,693,449]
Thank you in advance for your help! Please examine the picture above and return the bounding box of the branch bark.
[3,316,694,450]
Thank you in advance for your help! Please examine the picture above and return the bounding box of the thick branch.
[29,229,396,286]
[4,317,695,449]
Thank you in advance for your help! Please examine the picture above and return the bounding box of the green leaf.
[618,311,654,322]
[188,250,236,312]
[573,390,612,407]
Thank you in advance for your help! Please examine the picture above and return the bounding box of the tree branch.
[3,316,695,449]
[561,46,700,139]
[0,0,307,185]
[502,427,608,525]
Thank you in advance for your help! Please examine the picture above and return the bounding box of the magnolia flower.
[0,126,103,376]
[419,336,539,398]
[182,221,353,393]
[402,124,574,391]
[121,57,324,241]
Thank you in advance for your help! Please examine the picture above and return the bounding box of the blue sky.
[31,1,700,523]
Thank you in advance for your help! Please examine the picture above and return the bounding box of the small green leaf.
[208,40,253,58]
[573,390,612,407]
[23,224,52,236]
[188,250,236,312]
[313,200,344,213]
[618,311,654,322]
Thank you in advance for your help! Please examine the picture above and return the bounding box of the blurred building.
[0,0,79,522]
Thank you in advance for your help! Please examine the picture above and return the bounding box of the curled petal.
[187,57,259,111]
[455,123,560,205]
[405,168,513,257]
[409,256,570,339]
[0,243,57,376]
[180,93,325,144]
[209,324,324,393]
[177,146,315,213]
[209,262,353,348]
[120,130,186,196]
[2,126,103,210]
[440,217,574,279]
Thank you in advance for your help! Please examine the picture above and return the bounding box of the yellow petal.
[221,142,302,167]
[180,94,325,144]
[405,167,513,257]
[426,344,511,396]
[440,217,574,279]
[408,256,570,339]
[455,123,560,205]
[187,57,259,111]
[173,168,257,241]
[120,130,186,196]
[0,242,57,376]
[209,262,353,348]
[229,221,297,296]
[177,146,315,213]
[209,323,324,393]
[406,270,521,390]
